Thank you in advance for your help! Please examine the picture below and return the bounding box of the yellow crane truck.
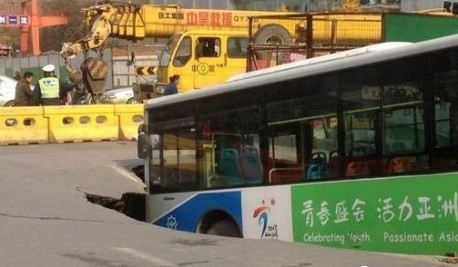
[60,1,382,102]
[59,1,297,102]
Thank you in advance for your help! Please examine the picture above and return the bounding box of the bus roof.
[144,34,458,110]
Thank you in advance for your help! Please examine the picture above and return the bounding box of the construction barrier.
[114,104,144,141]
[44,105,119,143]
[0,106,48,145]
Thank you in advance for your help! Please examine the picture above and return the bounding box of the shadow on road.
[86,192,145,221]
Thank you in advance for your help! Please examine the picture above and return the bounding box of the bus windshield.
[158,34,181,67]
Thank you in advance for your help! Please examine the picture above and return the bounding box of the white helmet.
[42,64,55,72]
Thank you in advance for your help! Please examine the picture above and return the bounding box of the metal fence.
[112,55,158,88]
[247,12,383,71]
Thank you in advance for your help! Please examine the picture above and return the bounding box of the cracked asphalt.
[0,142,453,267]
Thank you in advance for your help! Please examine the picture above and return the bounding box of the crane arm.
[60,3,117,58]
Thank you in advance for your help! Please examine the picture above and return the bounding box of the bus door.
[193,37,225,89]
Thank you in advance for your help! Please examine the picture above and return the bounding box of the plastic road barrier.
[0,106,48,145]
[114,104,144,141]
[44,105,119,143]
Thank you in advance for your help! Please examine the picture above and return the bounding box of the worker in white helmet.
[32,64,72,105]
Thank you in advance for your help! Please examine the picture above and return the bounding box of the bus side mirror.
[137,124,149,159]
[195,42,204,60]
[137,133,150,159]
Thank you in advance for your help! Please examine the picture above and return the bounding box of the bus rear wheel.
[206,220,242,238]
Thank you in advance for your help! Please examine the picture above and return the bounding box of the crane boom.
[60,3,116,58]
[61,1,292,59]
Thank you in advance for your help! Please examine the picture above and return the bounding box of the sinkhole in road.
[85,165,146,221]
[86,192,146,221]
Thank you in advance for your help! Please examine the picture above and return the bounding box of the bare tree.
[0,0,22,53]
[40,0,95,53]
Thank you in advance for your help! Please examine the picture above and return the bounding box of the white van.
[0,75,17,106]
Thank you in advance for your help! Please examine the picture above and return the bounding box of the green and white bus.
[138,34,458,256]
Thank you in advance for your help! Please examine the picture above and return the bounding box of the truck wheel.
[254,24,293,61]
[206,220,242,238]
[254,24,293,45]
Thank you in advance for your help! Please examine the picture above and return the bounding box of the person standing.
[14,72,34,106]
[13,71,22,81]
[164,74,179,95]
[32,64,71,106]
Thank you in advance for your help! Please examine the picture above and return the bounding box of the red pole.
[20,1,30,55]
[19,0,68,56]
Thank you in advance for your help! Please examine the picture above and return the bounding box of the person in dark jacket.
[14,72,34,106]
[164,74,180,95]
[32,64,71,106]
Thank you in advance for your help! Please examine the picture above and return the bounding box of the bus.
[138,34,458,256]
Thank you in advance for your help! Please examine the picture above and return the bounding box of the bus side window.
[267,129,303,184]
[162,129,198,192]
[240,145,263,184]
[431,49,458,171]
[213,135,244,186]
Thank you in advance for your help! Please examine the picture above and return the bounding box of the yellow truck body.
[155,30,249,94]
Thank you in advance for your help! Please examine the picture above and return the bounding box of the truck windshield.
[159,34,181,67]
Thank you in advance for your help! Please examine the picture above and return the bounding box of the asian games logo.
[166,215,177,230]
[253,198,278,239]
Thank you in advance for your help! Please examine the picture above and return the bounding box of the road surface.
[0,142,453,267]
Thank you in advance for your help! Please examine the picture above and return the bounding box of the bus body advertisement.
[139,34,458,256]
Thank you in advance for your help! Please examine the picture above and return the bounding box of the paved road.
[0,142,452,267]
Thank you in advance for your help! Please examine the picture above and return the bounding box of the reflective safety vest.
[38,77,60,98]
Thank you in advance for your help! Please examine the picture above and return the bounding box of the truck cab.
[155,30,249,94]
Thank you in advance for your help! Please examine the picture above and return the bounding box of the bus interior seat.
[306,152,329,180]
[387,157,411,173]
[311,151,327,163]
[306,164,329,180]
[218,148,242,184]
[345,160,370,178]
[240,146,263,184]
